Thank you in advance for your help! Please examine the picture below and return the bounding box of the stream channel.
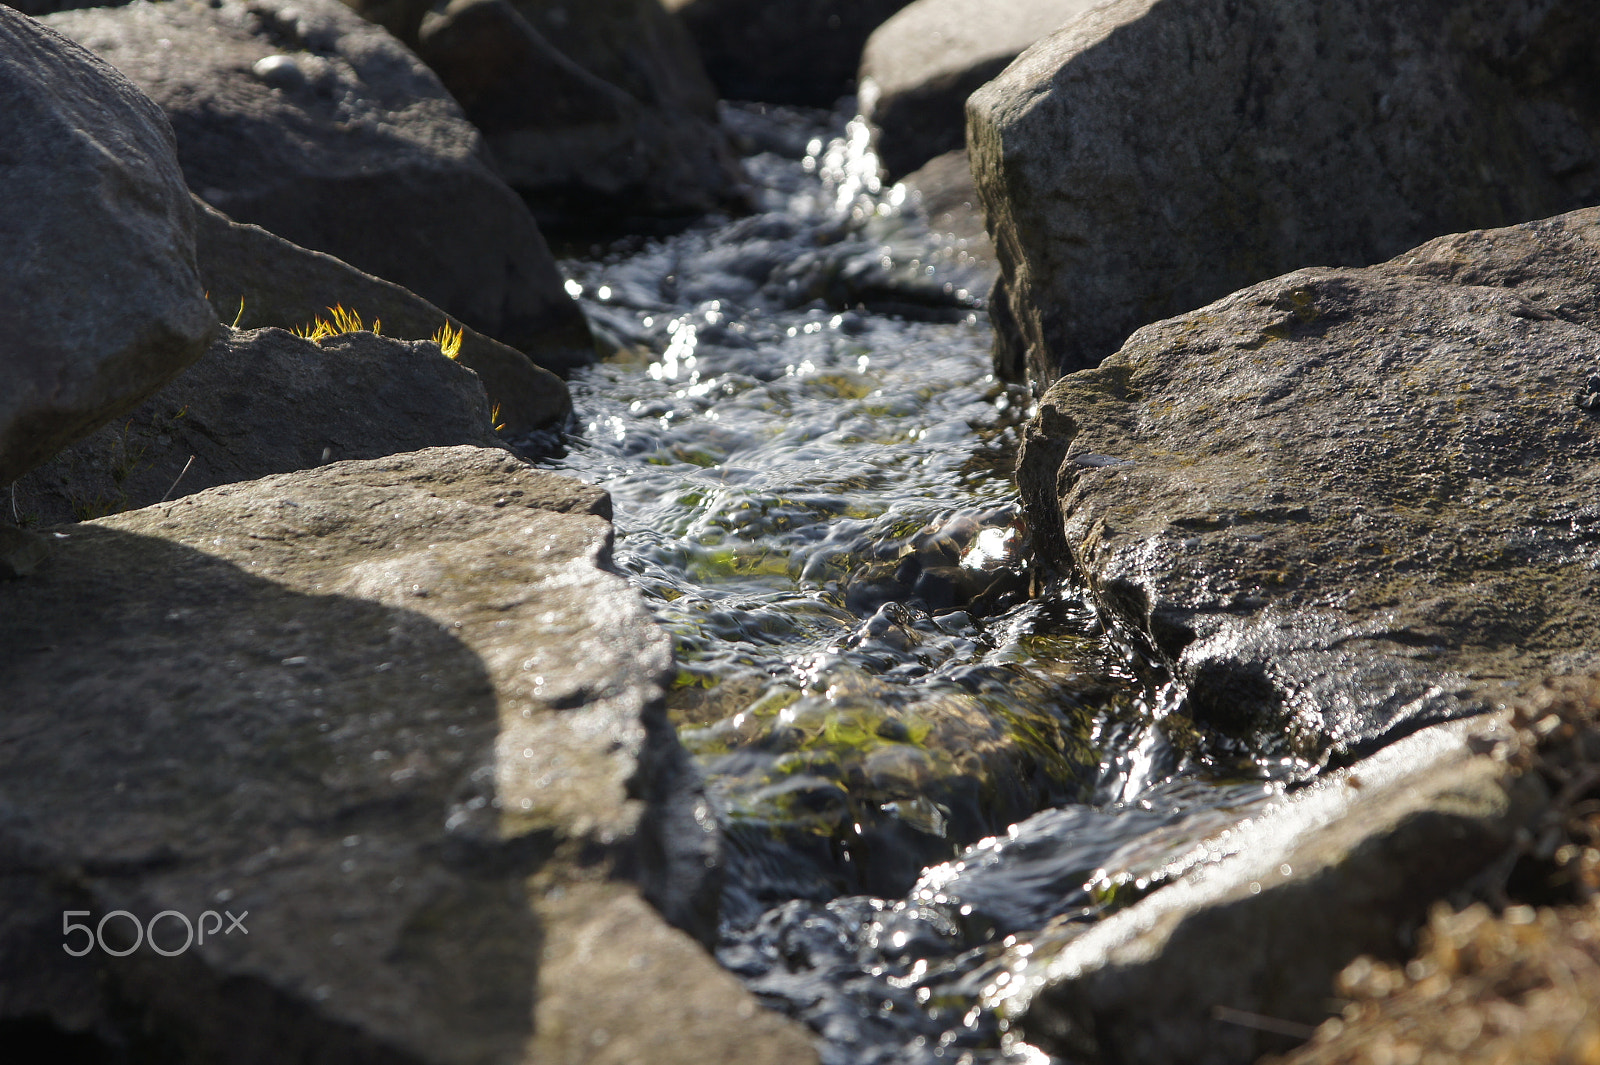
[538,104,1291,1065]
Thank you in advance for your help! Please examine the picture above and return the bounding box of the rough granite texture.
[1016,208,1600,771]
[44,0,594,371]
[0,446,819,1065]
[0,6,217,487]
[969,0,1600,388]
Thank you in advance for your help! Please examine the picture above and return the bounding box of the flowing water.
[535,103,1283,1065]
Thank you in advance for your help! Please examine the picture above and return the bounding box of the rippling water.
[539,104,1281,1065]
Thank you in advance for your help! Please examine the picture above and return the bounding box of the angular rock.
[860,0,1100,179]
[991,715,1544,1065]
[0,446,819,1065]
[1015,208,1600,771]
[12,327,500,526]
[0,7,216,488]
[44,0,593,372]
[417,0,744,233]
[192,198,571,433]
[665,0,914,107]
[969,0,1600,388]
[1271,673,1600,1065]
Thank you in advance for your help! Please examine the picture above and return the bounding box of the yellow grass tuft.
[293,305,381,342]
[431,320,464,359]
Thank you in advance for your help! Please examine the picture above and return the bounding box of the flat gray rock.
[861,0,1102,178]
[0,446,819,1065]
[969,0,1600,388]
[0,6,216,487]
[44,0,593,371]
[1016,207,1600,772]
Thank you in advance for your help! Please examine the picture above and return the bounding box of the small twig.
[160,455,196,504]
[1211,1005,1320,1040]
[10,483,17,525]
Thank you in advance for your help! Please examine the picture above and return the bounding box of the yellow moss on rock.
[292,304,464,361]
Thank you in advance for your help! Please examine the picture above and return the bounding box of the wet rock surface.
[898,149,997,274]
[0,446,818,1065]
[969,0,1600,387]
[665,0,914,107]
[860,0,1100,179]
[683,646,1110,914]
[1017,207,1600,773]
[0,6,216,488]
[995,714,1544,1065]
[191,198,572,431]
[43,0,593,369]
[417,0,746,234]
[14,328,500,526]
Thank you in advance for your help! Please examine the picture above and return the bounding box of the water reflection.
[539,103,1282,1065]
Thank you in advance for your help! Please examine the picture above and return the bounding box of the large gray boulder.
[860,0,1101,179]
[969,0,1600,389]
[12,327,502,526]
[664,0,914,107]
[191,198,572,431]
[0,6,216,489]
[1015,206,1600,773]
[0,446,819,1065]
[416,0,745,233]
[43,0,593,372]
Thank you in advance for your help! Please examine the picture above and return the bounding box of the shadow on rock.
[0,522,539,1064]
[0,446,816,1065]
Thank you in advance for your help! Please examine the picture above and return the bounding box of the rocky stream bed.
[4,2,1600,1064]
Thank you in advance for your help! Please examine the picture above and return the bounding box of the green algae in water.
[539,105,1282,1065]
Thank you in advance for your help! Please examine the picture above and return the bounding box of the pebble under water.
[537,104,1283,1065]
